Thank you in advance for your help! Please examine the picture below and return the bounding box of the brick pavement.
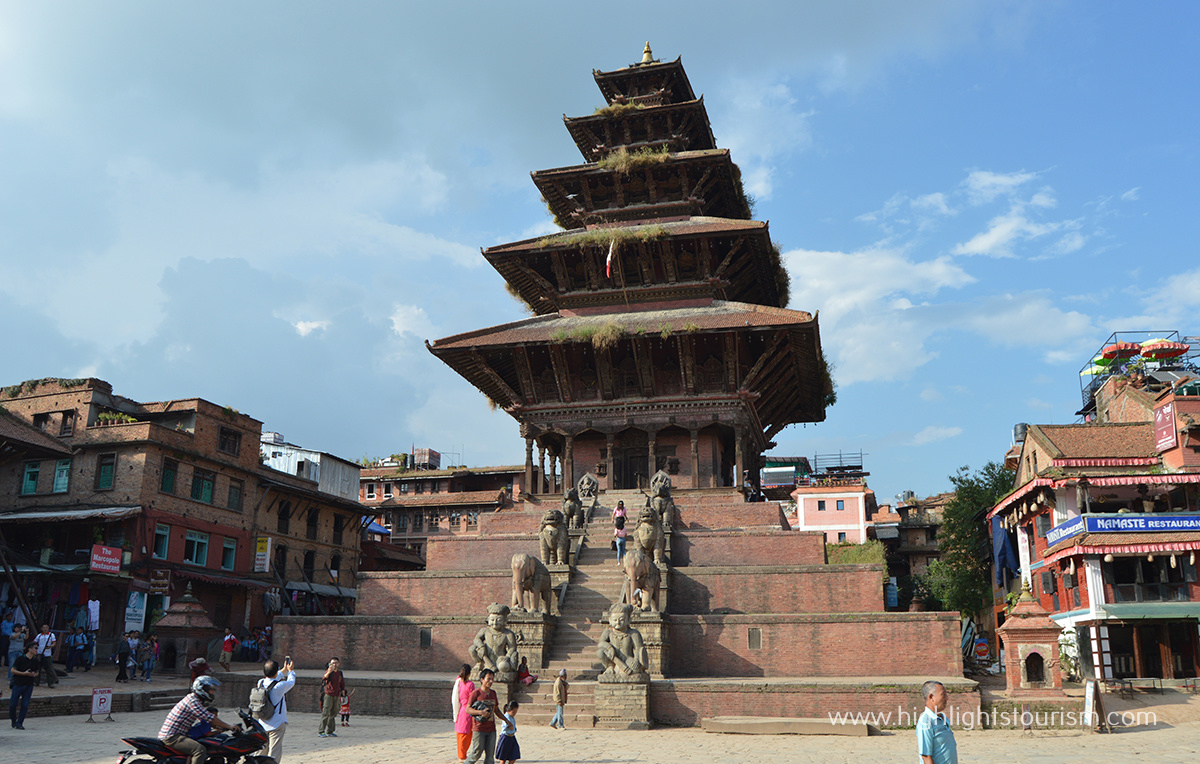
[4,710,1200,764]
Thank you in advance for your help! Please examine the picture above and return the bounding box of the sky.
[1,1,1197,502]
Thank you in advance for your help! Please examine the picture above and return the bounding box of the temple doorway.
[612,448,648,489]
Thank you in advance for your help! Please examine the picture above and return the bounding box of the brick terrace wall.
[674,501,787,530]
[215,672,450,720]
[666,612,964,678]
[20,687,169,718]
[649,679,981,728]
[425,535,540,571]
[273,615,479,672]
[479,510,543,535]
[670,565,883,614]
[671,530,825,566]
[357,570,511,616]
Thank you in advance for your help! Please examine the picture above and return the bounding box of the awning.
[174,568,272,591]
[0,506,142,523]
[1100,603,1200,621]
[285,580,357,599]
[365,520,389,535]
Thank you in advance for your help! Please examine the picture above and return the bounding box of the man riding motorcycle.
[158,676,238,764]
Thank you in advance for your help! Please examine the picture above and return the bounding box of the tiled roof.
[428,300,814,351]
[381,490,508,508]
[485,217,765,256]
[1047,530,1200,555]
[0,408,72,456]
[1029,422,1156,460]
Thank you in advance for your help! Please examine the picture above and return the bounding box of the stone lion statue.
[622,547,660,613]
[539,508,569,565]
[633,504,665,564]
[511,552,555,615]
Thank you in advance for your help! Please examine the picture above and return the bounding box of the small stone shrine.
[997,581,1066,696]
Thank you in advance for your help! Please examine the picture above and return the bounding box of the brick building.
[789,452,876,544]
[0,377,366,659]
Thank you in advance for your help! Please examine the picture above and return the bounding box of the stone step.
[701,716,876,737]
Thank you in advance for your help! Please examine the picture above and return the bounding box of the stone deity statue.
[577,472,599,502]
[596,603,648,682]
[468,603,520,682]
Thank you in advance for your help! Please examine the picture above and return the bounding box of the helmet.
[192,675,221,703]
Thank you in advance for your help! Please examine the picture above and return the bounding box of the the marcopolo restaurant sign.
[1047,514,1200,546]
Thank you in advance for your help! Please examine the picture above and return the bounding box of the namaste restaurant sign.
[1047,514,1200,546]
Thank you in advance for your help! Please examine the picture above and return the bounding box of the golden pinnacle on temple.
[641,42,654,64]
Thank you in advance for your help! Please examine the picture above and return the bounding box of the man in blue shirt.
[916,680,957,764]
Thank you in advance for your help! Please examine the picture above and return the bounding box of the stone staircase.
[514,494,631,726]
[148,687,190,712]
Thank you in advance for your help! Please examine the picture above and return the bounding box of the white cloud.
[714,79,813,200]
[911,425,962,446]
[959,292,1095,361]
[390,304,437,341]
[951,202,1077,258]
[293,320,329,337]
[1047,231,1086,255]
[962,169,1038,205]
[1121,187,1141,202]
[920,388,944,402]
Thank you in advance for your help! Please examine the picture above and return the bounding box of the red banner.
[1155,401,1178,452]
[90,544,121,574]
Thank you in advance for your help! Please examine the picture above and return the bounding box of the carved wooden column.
[734,426,745,493]
[690,429,699,489]
[524,437,534,499]
[647,430,657,486]
[564,434,575,494]
[538,446,547,495]
[550,454,559,496]
[606,433,616,491]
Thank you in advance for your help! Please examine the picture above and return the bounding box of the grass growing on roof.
[537,225,667,250]
[597,146,670,174]
[592,102,644,118]
[591,322,622,350]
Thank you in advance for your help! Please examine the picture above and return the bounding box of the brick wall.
[478,511,543,536]
[665,612,964,678]
[649,679,981,728]
[424,536,542,571]
[357,570,512,615]
[215,672,451,720]
[671,530,825,566]
[673,502,788,530]
[670,565,883,614]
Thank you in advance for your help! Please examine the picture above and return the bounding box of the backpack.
[249,678,281,721]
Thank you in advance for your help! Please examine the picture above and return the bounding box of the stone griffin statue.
[561,488,585,530]
[633,504,666,564]
[596,603,649,682]
[621,547,661,612]
[511,552,555,615]
[539,508,569,565]
[648,470,676,533]
[468,602,520,682]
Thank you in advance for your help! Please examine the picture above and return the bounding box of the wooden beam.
[507,257,560,301]
[469,350,521,407]
[513,346,537,404]
[596,347,616,400]
[632,337,655,397]
[740,330,789,391]
[711,236,747,280]
[661,240,679,283]
[550,251,569,292]
[724,333,739,391]
[678,335,696,395]
[548,345,574,403]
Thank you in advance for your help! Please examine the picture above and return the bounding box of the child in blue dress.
[495,700,521,764]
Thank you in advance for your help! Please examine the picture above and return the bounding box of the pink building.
[789,453,875,544]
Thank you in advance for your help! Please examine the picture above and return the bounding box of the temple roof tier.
[534,149,751,228]
[593,55,696,107]
[486,217,787,314]
[426,300,827,440]
[565,98,716,163]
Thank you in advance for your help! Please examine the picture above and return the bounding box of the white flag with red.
[606,239,615,278]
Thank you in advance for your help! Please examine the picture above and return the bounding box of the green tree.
[925,462,1015,617]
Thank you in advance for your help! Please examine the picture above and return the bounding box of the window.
[59,410,76,437]
[95,453,116,490]
[307,509,319,540]
[333,515,344,546]
[1035,514,1052,538]
[277,500,291,534]
[52,459,71,493]
[160,459,178,494]
[217,427,241,456]
[303,550,316,580]
[383,482,393,498]
[190,469,215,503]
[153,524,170,559]
[416,481,425,495]
[227,479,243,511]
[400,482,409,494]
[817,500,825,511]
[836,500,845,511]
[274,544,288,576]
[837,532,847,542]
[366,483,376,500]
[419,627,432,648]
[221,538,236,571]
[330,554,342,579]
[747,627,762,650]
[20,462,39,495]
[33,413,49,430]
[184,530,209,566]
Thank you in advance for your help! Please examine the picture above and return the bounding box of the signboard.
[91,688,112,716]
[254,537,272,573]
[149,569,171,595]
[1047,513,1200,544]
[89,544,122,574]
[1155,401,1178,452]
[124,591,147,634]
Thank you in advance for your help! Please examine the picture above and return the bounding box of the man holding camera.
[256,657,295,762]
[465,669,498,764]
[318,657,345,738]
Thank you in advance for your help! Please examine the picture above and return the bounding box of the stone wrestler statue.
[469,602,520,681]
[596,603,648,682]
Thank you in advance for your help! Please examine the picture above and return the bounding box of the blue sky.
[1,2,1196,502]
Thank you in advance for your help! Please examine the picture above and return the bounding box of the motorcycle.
[115,708,276,764]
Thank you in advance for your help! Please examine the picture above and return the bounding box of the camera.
[470,701,492,714]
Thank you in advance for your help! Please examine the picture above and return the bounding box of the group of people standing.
[115,630,158,683]
[452,664,569,764]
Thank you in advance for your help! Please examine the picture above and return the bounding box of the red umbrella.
[1102,342,1141,360]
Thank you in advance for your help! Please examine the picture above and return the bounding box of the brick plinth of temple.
[595,682,651,729]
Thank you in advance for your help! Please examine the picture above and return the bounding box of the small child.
[340,688,355,726]
[495,700,520,764]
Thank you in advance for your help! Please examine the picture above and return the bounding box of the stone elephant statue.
[511,552,555,614]
[539,508,569,565]
[621,548,661,612]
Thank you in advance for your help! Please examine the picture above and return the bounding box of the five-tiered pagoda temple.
[428,45,833,497]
